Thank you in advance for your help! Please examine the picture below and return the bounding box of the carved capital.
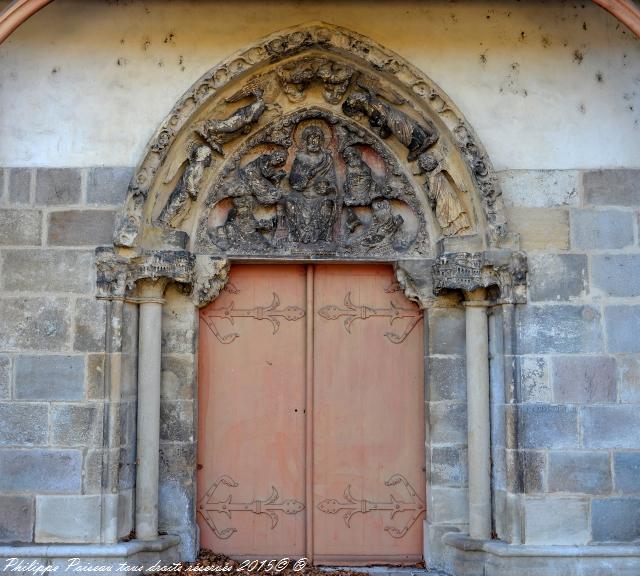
[191,255,230,308]
[432,250,527,304]
[96,248,229,306]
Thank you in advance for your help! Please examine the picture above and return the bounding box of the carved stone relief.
[103,24,525,306]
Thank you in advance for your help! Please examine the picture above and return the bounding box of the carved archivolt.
[100,23,524,304]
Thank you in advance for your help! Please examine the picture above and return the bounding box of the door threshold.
[318,568,449,576]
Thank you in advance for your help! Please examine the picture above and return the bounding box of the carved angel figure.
[343,91,438,162]
[198,91,266,155]
[157,144,212,227]
[418,154,470,237]
[238,149,287,205]
[277,57,354,104]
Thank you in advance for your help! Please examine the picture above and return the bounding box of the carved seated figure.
[212,195,274,250]
[342,146,378,233]
[361,198,404,250]
[284,125,338,243]
[238,149,287,205]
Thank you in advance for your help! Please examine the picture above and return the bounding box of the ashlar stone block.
[0,449,82,493]
[614,453,640,494]
[582,406,640,449]
[528,254,587,302]
[35,495,101,543]
[0,298,70,352]
[591,498,640,542]
[47,210,116,246]
[505,207,569,251]
[50,404,103,447]
[524,497,590,545]
[0,355,10,400]
[619,356,640,403]
[87,167,134,205]
[584,169,640,206]
[0,403,48,446]
[498,170,580,208]
[551,355,617,403]
[0,209,42,246]
[35,168,81,205]
[548,451,612,495]
[518,404,578,449]
[0,495,34,543]
[73,298,106,352]
[15,355,84,400]
[606,306,640,353]
[8,168,31,204]
[592,255,640,298]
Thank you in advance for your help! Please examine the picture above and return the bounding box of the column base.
[0,535,181,575]
[441,533,640,576]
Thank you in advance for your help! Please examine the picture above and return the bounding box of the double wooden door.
[197,264,425,565]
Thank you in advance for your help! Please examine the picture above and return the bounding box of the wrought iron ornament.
[317,474,425,538]
[198,475,305,540]
[318,292,422,344]
[202,292,305,344]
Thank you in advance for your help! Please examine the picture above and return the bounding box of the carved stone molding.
[432,251,527,304]
[113,23,512,257]
[96,247,229,307]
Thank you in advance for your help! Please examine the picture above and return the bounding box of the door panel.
[197,263,425,563]
[197,265,307,556]
[313,265,425,564]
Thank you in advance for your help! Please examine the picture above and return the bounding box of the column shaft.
[465,301,491,540]
[135,299,163,541]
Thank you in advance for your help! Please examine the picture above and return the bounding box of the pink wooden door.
[198,264,425,563]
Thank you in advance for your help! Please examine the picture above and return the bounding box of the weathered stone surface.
[517,305,603,354]
[619,356,640,403]
[591,498,640,542]
[551,355,617,403]
[15,355,84,400]
[429,357,466,401]
[0,356,10,400]
[160,401,194,443]
[614,453,640,494]
[429,402,467,445]
[47,210,116,246]
[0,403,48,446]
[0,495,34,543]
[524,497,590,545]
[86,353,105,400]
[118,489,134,539]
[35,495,101,543]
[50,404,103,446]
[162,288,197,354]
[159,443,195,484]
[498,170,580,207]
[431,446,467,486]
[528,254,587,302]
[35,168,81,205]
[518,356,551,403]
[518,404,578,449]
[506,449,546,493]
[73,298,106,352]
[0,209,42,245]
[0,298,70,352]
[606,306,640,354]
[592,255,640,297]
[582,406,640,449]
[0,449,82,492]
[584,169,640,206]
[548,451,612,495]
[428,307,465,355]
[0,249,94,293]
[505,207,569,250]
[119,444,136,490]
[428,487,469,524]
[8,168,31,204]
[87,167,134,205]
[161,355,195,400]
[571,209,634,250]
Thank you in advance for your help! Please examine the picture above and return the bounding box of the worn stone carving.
[432,251,527,303]
[156,144,213,227]
[197,108,428,258]
[197,89,267,156]
[114,23,511,250]
[418,155,471,237]
[96,247,229,307]
[343,89,438,162]
[277,56,354,104]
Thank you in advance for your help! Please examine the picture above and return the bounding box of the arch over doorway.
[92,22,526,569]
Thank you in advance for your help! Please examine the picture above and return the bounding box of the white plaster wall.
[0,0,638,169]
